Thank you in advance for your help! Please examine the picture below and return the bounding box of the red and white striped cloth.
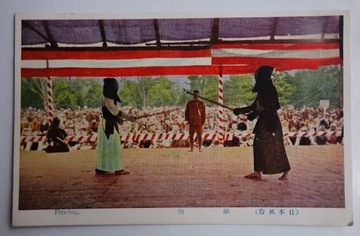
[20,130,342,145]
[21,43,341,77]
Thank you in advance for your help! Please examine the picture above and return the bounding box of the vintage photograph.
[13,12,352,226]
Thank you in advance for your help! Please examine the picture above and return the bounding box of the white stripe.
[212,48,339,59]
[22,60,47,69]
[22,57,212,69]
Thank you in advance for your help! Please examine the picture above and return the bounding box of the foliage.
[52,78,103,110]
[282,66,343,109]
[223,75,255,106]
[187,75,219,105]
[21,77,103,110]
[146,77,175,107]
[20,66,343,110]
[21,77,47,109]
[118,79,144,107]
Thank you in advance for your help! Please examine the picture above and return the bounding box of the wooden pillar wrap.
[46,75,54,124]
[217,74,226,146]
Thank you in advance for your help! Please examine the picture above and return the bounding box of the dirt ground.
[17,145,345,210]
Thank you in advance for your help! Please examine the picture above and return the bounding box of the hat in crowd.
[252,65,274,92]
[103,78,121,103]
[52,117,60,127]
[239,114,247,121]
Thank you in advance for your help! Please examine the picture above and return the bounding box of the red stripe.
[21,49,211,60]
[21,43,339,60]
[212,43,340,50]
[21,57,341,77]
[22,66,220,77]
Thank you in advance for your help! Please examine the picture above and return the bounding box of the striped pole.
[217,73,226,146]
[46,76,54,123]
[46,61,54,123]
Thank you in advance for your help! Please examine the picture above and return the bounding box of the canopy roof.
[20,15,343,77]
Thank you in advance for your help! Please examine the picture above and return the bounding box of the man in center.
[185,90,206,152]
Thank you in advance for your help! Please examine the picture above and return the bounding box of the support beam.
[153,19,161,48]
[210,18,220,44]
[43,20,58,48]
[321,16,330,40]
[22,21,49,42]
[99,20,108,47]
[270,18,279,41]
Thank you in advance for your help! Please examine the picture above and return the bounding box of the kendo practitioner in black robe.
[233,66,291,180]
[45,117,70,153]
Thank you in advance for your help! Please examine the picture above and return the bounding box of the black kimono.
[233,66,291,175]
[45,117,69,153]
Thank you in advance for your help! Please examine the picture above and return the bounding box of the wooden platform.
[17,145,345,210]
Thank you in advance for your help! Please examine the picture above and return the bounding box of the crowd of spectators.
[20,105,344,151]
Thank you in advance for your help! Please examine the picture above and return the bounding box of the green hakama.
[96,119,122,172]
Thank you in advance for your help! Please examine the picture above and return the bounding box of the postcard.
[13,11,352,226]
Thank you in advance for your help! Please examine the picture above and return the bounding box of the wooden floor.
[17,145,345,210]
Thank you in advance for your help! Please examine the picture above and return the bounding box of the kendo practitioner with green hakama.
[96,78,136,175]
[233,66,291,180]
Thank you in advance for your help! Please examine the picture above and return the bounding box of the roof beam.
[153,19,162,47]
[43,21,58,48]
[99,20,108,47]
[210,18,220,44]
[321,16,330,40]
[22,21,49,42]
[270,17,279,40]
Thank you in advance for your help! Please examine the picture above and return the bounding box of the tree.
[172,85,188,106]
[223,74,255,106]
[283,66,343,109]
[84,80,103,108]
[187,75,218,106]
[53,79,78,109]
[21,77,48,109]
[273,73,295,107]
[119,79,146,108]
[147,77,175,107]
[52,78,102,109]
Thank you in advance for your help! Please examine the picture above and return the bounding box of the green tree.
[273,74,295,107]
[147,77,175,107]
[52,78,103,109]
[21,77,48,109]
[223,74,255,106]
[172,85,188,106]
[86,82,103,107]
[283,66,343,109]
[119,79,144,108]
[53,79,78,109]
[187,75,218,106]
